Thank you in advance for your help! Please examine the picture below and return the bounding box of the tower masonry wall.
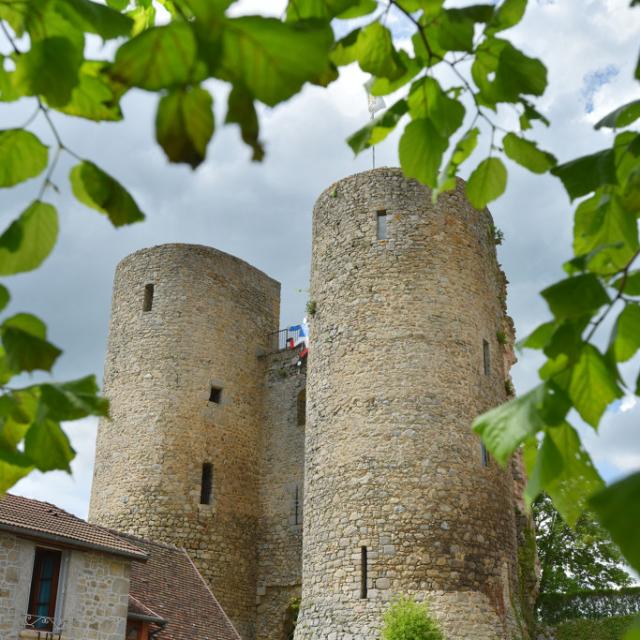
[89,244,280,640]
[295,168,524,640]
[256,348,307,640]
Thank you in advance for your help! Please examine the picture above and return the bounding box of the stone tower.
[89,244,280,640]
[294,169,524,639]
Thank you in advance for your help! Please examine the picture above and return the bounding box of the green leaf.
[368,51,420,96]
[568,344,623,428]
[111,22,197,90]
[518,320,558,351]
[519,99,549,131]
[156,86,214,168]
[56,62,124,122]
[590,472,640,574]
[573,192,638,274]
[0,55,21,102]
[399,118,448,188]
[55,0,133,40]
[356,22,405,80]
[70,161,145,227]
[39,375,109,421]
[0,130,48,188]
[503,133,556,174]
[595,99,640,130]
[551,149,617,201]
[436,127,479,195]
[472,38,547,107]
[13,36,82,107]
[0,285,9,312]
[219,17,333,107]
[337,0,377,19]
[1,313,62,373]
[613,270,640,296]
[473,384,548,466]
[225,85,264,162]
[612,303,640,362]
[541,274,609,320]
[427,8,484,54]
[348,99,408,154]
[331,28,360,67]
[0,202,58,276]
[0,460,33,491]
[487,0,527,33]
[465,157,507,208]
[285,0,371,21]
[526,422,604,526]
[407,77,465,137]
[24,418,75,472]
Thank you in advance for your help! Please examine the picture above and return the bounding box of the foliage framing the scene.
[533,492,633,600]
[0,0,639,632]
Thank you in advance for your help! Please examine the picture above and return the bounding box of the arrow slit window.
[376,211,388,240]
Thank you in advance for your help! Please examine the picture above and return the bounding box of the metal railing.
[24,613,64,635]
[267,327,304,353]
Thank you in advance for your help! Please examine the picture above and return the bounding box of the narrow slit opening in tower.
[294,484,301,525]
[483,339,490,376]
[209,386,223,404]
[481,442,489,467]
[360,546,368,599]
[143,284,154,312]
[200,463,213,505]
[376,210,388,240]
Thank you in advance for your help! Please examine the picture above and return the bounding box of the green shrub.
[554,614,636,640]
[381,597,444,640]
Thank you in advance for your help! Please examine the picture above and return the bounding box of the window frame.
[27,547,63,631]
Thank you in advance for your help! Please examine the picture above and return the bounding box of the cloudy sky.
[4,0,640,518]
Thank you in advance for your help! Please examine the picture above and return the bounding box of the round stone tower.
[89,244,280,640]
[294,169,523,640]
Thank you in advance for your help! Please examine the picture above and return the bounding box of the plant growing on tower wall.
[381,597,445,640]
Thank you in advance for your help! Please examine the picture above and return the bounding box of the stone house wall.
[89,244,280,640]
[0,531,130,640]
[256,348,307,640]
[295,168,525,640]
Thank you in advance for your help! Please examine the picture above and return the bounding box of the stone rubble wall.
[295,168,524,640]
[0,531,130,640]
[89,244,280,640]
[256,347,307,640]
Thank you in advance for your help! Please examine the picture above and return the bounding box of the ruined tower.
[89,244,280,639]
[294,168,524,639]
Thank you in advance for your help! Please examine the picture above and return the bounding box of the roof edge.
[0,521,148,561]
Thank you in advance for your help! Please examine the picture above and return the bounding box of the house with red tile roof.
[0,494,240,640]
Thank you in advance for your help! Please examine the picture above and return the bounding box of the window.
[27,548,62,631]
[483,339,490,376]
[360,546,368,599]
[481,442,489,467]
[209,386,223,404]
[143,283,154,312]
[293,484,301,526]
[297,388,306,427]
[200,463,213,505]
[376,211,388,240]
